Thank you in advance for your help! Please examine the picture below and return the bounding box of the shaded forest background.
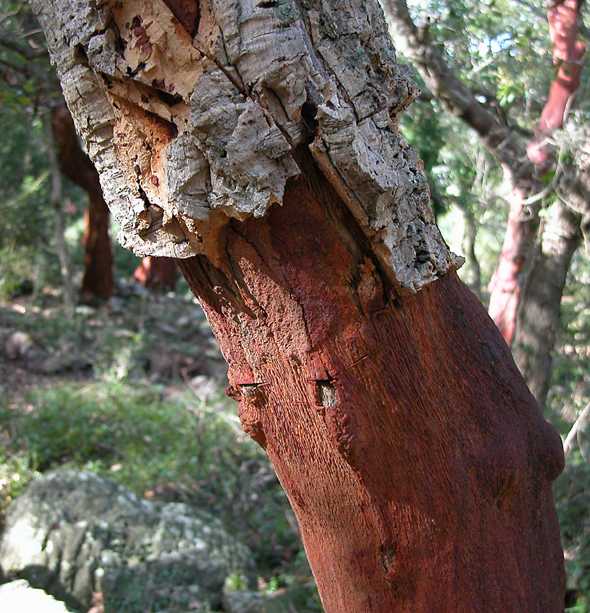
[1,0,590,611]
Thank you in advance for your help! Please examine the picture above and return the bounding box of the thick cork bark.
[31,0,566,610]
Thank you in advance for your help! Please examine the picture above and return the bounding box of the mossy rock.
[0,470,254,612]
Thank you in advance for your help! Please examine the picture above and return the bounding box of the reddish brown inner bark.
[488,179,539,345]
[178,153,564,612]
[51,105,113,301]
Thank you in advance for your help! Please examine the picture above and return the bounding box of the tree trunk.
[527,0,586,166]
[180,155,565,611]
[45,111,75,314]
[133,256,178,291]
[51,104,113,300]
[456,201,481,296]
[512,202,581,409]
[32,0,566,610]
[80,192,113,300]
[487,169,540,345]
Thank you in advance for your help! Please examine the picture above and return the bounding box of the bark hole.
[316,380,337,408]
[239,383,263,398]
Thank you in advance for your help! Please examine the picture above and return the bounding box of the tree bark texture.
[487,170,540,345]
[133,256,178,290]
[51,104,114,300]
[513,202,581,409]
[32,0,566,610]
[180,156,565,611]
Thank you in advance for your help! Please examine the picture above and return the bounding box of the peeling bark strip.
[31,0,461,292]
[180,156,565,611]
[32,1,565,611]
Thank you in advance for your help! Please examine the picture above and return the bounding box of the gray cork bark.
[30,0,461,291]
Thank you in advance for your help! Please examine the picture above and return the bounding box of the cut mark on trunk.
[316,380,337,408]
[380,543,398,582]
[239,383,263,398]
[494,473,519,511]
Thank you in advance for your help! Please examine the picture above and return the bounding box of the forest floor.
[0,283,322,611]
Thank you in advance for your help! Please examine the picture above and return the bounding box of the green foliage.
[0,379,300,574]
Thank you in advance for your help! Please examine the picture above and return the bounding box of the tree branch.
[379,0,527,170]
[564,401,590,459]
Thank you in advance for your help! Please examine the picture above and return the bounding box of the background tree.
[30,0,566,610]
[51,104,114,301]
[383,0,588,408]
[133,256,178,291]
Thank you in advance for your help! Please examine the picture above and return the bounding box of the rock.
[34,345,93,375]
[223,586,319,613]
[4,331,34,360]
[0,470,254,612]
[0,580,72,612]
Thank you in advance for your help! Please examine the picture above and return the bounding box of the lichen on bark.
[32,0,461,291]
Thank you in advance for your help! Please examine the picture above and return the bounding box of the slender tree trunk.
[487,169,540,345]
[45,112,75,314]
[133,256,178,291]
[33,0,566,609]
[513,202,581,409]
[51,104,113,301]
[81,192,113,300]
[456,202,481,296]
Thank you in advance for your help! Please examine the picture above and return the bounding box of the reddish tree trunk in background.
[51,105,113,300]
[487,172,539,345]
[492,0,585,344]
[528,0,586,165]
[179,158,565,611]
[133,257,178,291]
[81,193,113,300]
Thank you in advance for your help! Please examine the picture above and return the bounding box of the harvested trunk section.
[180,155,564,611]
